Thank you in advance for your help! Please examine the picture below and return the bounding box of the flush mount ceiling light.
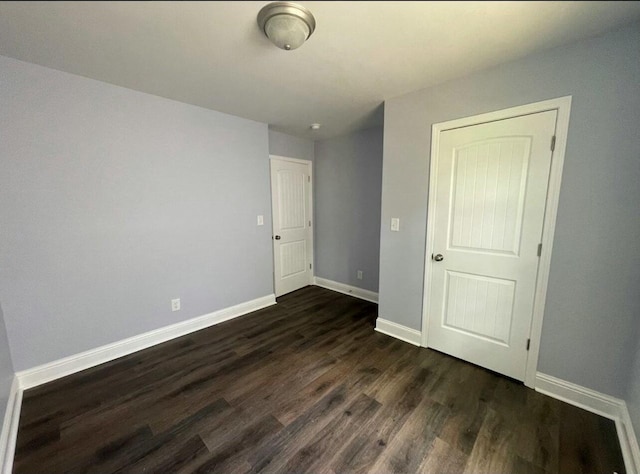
[257,2,316,51]
[310,123,321,130]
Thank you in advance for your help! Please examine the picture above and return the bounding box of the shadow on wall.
[364,103,385,130]
[314,124,384,293]
[0,301,15,416]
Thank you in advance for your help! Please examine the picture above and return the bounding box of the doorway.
[422,97,571,386]
[270,155,314,297]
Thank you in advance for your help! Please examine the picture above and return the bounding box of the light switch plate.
[257,215,264,226]
[391,218,400,232]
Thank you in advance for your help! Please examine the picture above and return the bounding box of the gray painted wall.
[627,333,640,448]
[379,23,640,396]
[0,55,274,371]
[0,303,14,422]
[314,127,383,292]
[268,129,315,162]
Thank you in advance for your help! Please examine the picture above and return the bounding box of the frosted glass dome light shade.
[265,15,309,50]
[257,2,316,51]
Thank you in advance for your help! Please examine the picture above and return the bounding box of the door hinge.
[537,243,542,257]
[551,135,556,152]
[309,263,312,270]
[526,339,531,351]
[308,176,311,182]
[309,220,311,227]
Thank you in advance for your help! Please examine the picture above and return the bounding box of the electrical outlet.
[257,215,264,226]
[357,270,363,280]
[171,298,181,311]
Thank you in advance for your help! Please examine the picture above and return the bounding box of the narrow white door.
[427,110,557,381]
[270,157,313,297]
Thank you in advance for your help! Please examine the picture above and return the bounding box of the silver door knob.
[433,254,444,262]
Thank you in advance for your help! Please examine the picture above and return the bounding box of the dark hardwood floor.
[14,286,625,473]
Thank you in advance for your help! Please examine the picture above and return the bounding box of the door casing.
[269,154,314,296]
[421,96,572,388]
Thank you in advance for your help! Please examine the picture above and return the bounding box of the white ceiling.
[1,1,640,140]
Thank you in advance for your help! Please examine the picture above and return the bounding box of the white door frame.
[269,154,314,293]
[421,96,572,388]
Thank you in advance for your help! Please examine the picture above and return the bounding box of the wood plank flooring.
[14,286,625,473]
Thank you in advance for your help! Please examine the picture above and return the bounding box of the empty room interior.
[1,1,640,473]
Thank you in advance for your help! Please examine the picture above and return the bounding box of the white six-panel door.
[270,157,313,297]
[426,110,557,381]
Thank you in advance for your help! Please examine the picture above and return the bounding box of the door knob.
[433,253,444,262]
[274,235,281,240]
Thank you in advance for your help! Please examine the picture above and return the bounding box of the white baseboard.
[618,403,640,474]
[17,294,276,390]
[535,372,622,419]
[535,372,640,473]
[374,318,422,346]
[313,277,378,303]
[0,377,22,474]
